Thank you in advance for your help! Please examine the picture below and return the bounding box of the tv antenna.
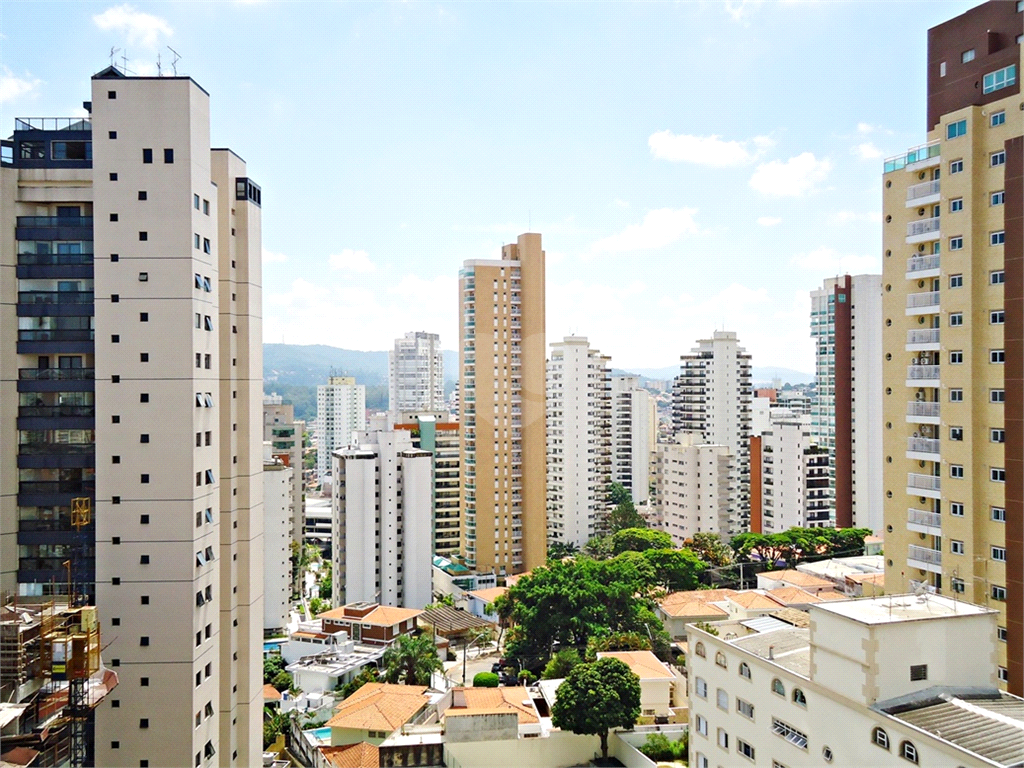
[120,50,131,74]
[109,47,121,69]
[167,46,181,76]
[156,52,162,77]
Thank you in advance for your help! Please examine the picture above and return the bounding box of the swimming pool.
[309,727,331,742]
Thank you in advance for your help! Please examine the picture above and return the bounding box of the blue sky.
[0,0,981,373]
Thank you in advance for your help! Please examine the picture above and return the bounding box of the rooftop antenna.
[168,46,181,76]
[120,50,130,74]
[156,52,162,77]
[109,47,121,69]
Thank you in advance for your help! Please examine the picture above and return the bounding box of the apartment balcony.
[884,141,940,173]
[908,545,942,574]
[906,254,940,280]
[907,472,941,499]
[907,436,940,461]
[906,217,941,245]
[906,401,940,425]
[906,328,940,352]
[907,508,942,536]
[906,179,941,207]
[906,291,940,316]
[906,365,940,387]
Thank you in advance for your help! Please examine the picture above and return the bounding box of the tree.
[318,566,332,600]
[381,633,442,686]
[263,710,289,749]
[582,535,614,560]
[586,631,651,659]
[606,498,646,533]
[551,658,641,760]
[686,532,734,567]
[339,666,380,699]
[308,596,330,616]
[271,670,293,692]
[541,648,581,680]
[472,672,499,687]
[426,594,455,610]
[264,655,286,684]
[518,669,537,685]
[608,483,632,506]
[611,528,673,555]
[642,548,705,592]
[547,541,580,561]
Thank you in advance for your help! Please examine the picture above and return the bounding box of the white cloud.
[328,249,375,273]
[589,208,700,255]
[853,141,883,160]
[93,4,173,48]
[790,247,879,274]
[263,249,288,264]
[0,67,41,105]
[857,122,875,134]
[757,216,782,227]
[833,210,880,224]
[749,152,831,197]
[648,130,773,167]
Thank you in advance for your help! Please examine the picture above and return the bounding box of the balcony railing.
[908,437,940,455]
[907,255,940,274]
[18,443,95,455]
[907,329,940,345]
[907,401,940,419]
[18,330,95,342]
[907,217,941,238]
[884,141,940,173]
[15,117,92,132]
[18,405,95,418]
[16,216,93,228]
[907,473,941,492]
[908,508,941,528]
[908,545,942,566]
[906,291,940,309]
[907,365,940,380]
[19,368,94,380]
[18,291,94,305]
[18,251,94,266]
[906,179,941,201]
[19,481,94,495]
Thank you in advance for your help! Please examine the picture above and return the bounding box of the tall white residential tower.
[389,331,444,415]
[316,375,365,481]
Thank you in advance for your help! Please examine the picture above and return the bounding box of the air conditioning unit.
[916,391,924,401]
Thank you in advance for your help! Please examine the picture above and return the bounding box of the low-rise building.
[325,683,434,746]
[793,554,885,595]
[756,568,840,595]
[467,587,508,622]
[318,603,423,647]
[688,594,1014,768]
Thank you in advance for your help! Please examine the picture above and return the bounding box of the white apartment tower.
[546,337,612,548]
[0,69,264,767]
[611,375,656,504]
[653,434,733,546]
[263,444,290,635]
[331,417,433,609]
[389,331,444,414]
[810,274,883,531]
[672,331,753,534]
[316,376,365,481]
[263,395,303,548]
[758,414,832,532]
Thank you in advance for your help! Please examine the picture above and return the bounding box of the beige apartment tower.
[881,1,1023,692]
[459,233,546,574]
[0,68,263,766]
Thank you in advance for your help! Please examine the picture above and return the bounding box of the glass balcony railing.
[18,405,95,418]
[907,255,940,274]
[884,141,940,173]
[18,330,95,342]
[907,329,940,345]
[18,291,94,305]
[906,179,941,201]
[17,216,93,228]
[19,368,94,380]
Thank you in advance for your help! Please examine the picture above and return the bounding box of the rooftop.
[319,604,424,627]
[320,742,380,768]
[419,605,495,635]
[597,651,676,681]
[468,586,508,604]
[326,683,430,732]
[813,593,995,625]
[877,688,1024,768]
[446,686,539,724]
[758,569,836,589]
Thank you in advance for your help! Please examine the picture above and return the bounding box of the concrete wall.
[443,730,599,768]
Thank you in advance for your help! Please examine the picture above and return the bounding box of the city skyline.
[0,0,981,371]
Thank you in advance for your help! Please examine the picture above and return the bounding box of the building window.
[991,310,1005,324]
[164,148,174,163]
[695,677,707,698]
[950,350,963,363]
[900,741,918,764]
[951,540,964,554]
[950,465,964,479]
[961,49,975,63]
[992,111,1007,127]
[738,661,751,680]
[950,426,963,441]
[992,467,1006,482]
[983,64,1016,94]
[910,664,928,681]
[737,740,755,760]
[947,119,967,139]
[950,502,964,516]
[143,148,152,164]
[950,236,963,250]
[992,585,1007,601]
[952,578,965,593]
[992,231,1006,246]
[949,273,963,288]
[999,667,1009,682]
[772,718,808,749]
[717,729,729,749]
[949,312,963,326]
[715,652,727,669]
[792,688,807,707]
[139,231,148,241]
[696,715,707,736]
[992,270,1005,284]
[950,197,963,212]
[873,727,890,750]
[717,688,728,710]
[694,642,705,658]
[992,547,1006,562]
[992,190,1005,205]
[950,159,963,174]
[772,678,785,697]
[992,150,1007,167]
[737,698,754,719]
[992,389,1006,403]
[950,388,964,402]
[999,627,1008,642]
[993,506,1006,522]
[991,349,1006,363]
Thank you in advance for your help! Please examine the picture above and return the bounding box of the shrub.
[472,672,499,688]
[518,669,537,685]
[639,732,687,761]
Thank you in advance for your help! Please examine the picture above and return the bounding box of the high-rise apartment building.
[459,233,546,574]
[331,418,433,609]
[881,0,1023,693]
[546,336,612,548]
[751,413,831,533]
[263,394,303,547]
[316,375,365,481]
[810,274,883,531]
[394,412,461,559]
[611,375,656,504]
[653,435,733,546]
[0,68,264,767]
[672,331,753,534]
[389,331,445,414]
[263,444,290,635]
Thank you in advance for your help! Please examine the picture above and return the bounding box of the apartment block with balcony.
[316,376,365,482]
[458,233,546,575]
[0,67,265,767]
[672,331,752,535]
[611,375,656,505]
[810,274,883,531]
[754,413,833,533]
[881,0,1023,693]
[389,331,445,415]
[546,336,612,548]
[653,434,733,546]
[263,394,303,550]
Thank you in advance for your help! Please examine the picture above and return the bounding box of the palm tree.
[381,634,443,686]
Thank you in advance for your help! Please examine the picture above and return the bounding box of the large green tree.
[611,528,673,555]
[731,526,873,569]
[606,498,647,533]
[542,648,582,680]
[642,548,705,592]
[381,633,443,686]
[686,532,734,567]
[608,483,632,506]
[551,658,641,760]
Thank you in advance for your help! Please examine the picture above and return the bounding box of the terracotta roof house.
[318,603,423,647]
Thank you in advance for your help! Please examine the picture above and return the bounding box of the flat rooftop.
[813,593,994,625]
